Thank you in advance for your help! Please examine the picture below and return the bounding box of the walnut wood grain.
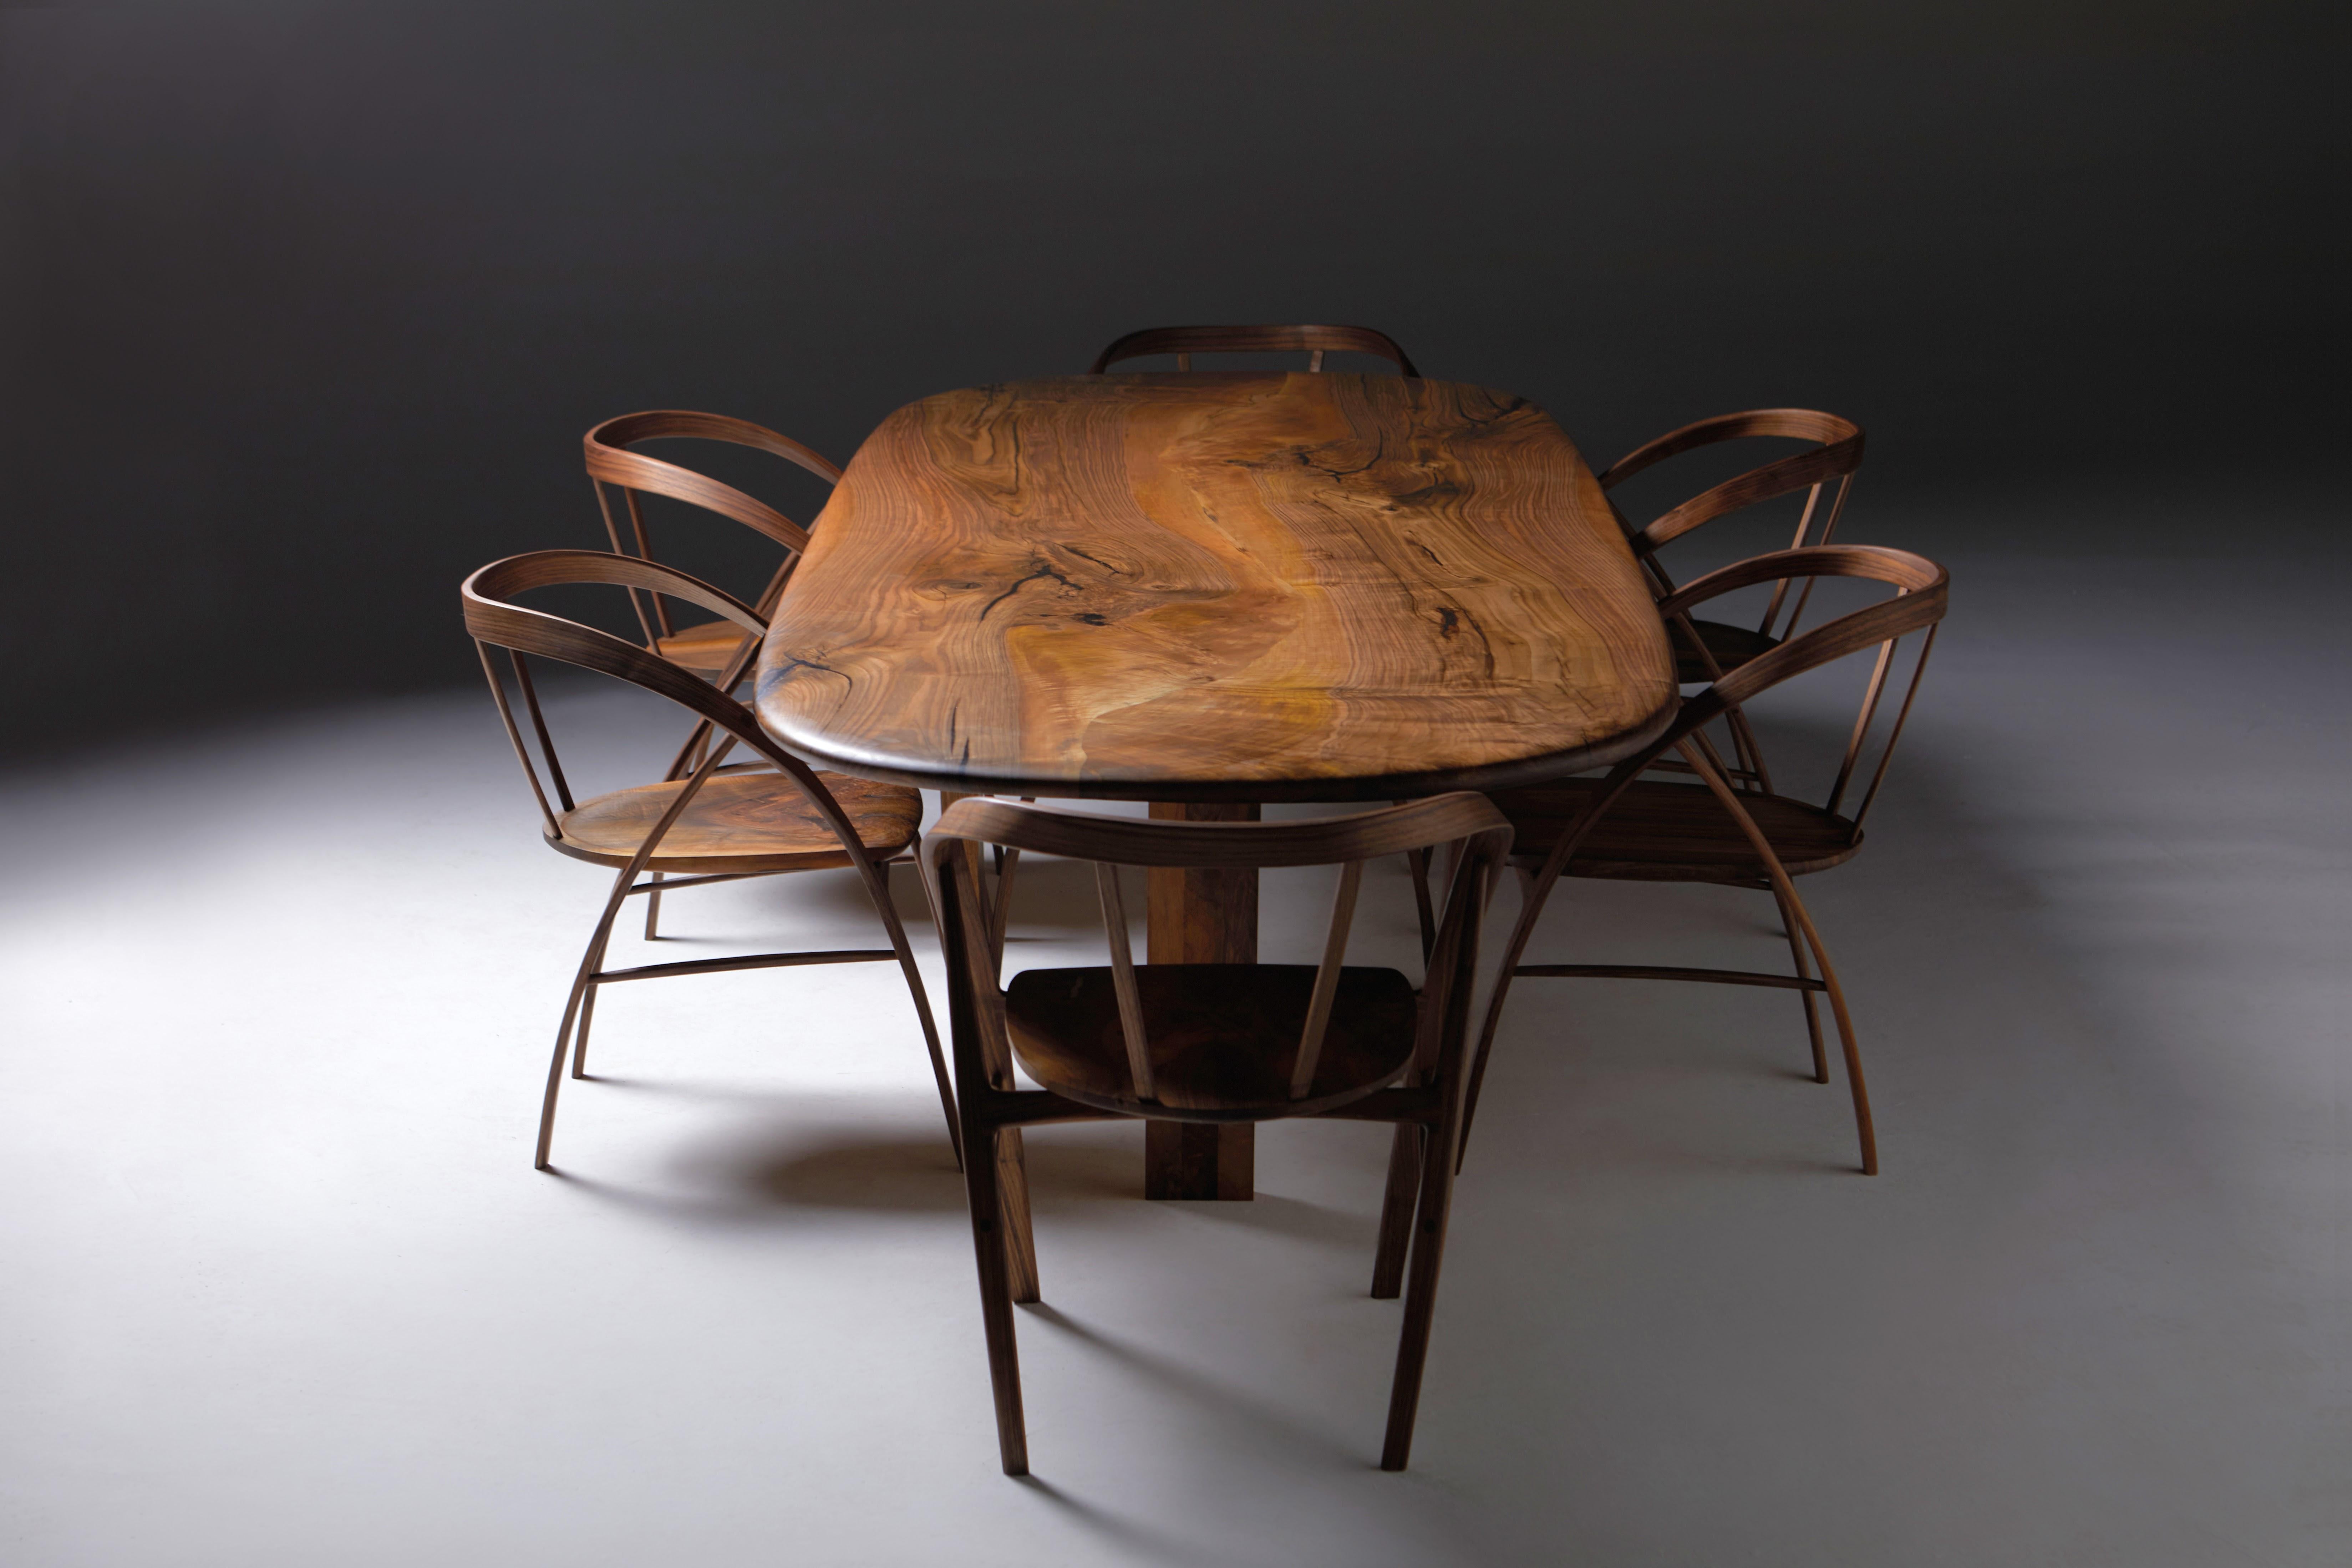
[1144,800,1260,1197]
[653,618,756,677]
[756,374,1676,802]
[551,770,923,876]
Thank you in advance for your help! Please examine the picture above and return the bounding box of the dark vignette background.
[1,1,2341,753]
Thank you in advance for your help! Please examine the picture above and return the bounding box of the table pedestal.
[1143,801,1258,1200]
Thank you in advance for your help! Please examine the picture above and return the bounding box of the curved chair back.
[1586,544,1948,850]
[1088,324,1419,377]
[1600,408,1865,647]
[460,549,872,867]
[581,410,842,663]
[927,794,1509,1111]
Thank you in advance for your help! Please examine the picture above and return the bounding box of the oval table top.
[755,373,1676,803]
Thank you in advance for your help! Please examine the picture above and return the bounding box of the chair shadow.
[1021,1302,1369,1469]
[1009,1476,1225,1568]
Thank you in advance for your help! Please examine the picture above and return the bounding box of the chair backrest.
[1612,545,1947,840]
[1088,324,1420,377]
[926,795,1510,1108]
[1599,408,1865,646]
[581,410,843,658]
[459,548,874,866]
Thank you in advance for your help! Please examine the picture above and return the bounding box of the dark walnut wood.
[1004,964,1419,1119]
[1144,800,1260,1198]
[925,793,1516,1474]
[462,548,956,1174]
[551,770,923,876]
[1483,778,1865,882]
[1465,544,1952,1180]
[756,374,1677,803]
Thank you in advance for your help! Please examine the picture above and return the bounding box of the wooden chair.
[927,793,1512,1474]
[1464,544,1949,1177]
[582,410,841,684]
[1088,324,1419,376]
[1604,408,1863,767]
[461,548,957,1172]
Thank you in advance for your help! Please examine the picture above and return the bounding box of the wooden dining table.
[755,371,1676,1198]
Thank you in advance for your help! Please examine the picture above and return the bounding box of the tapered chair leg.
[1770,885,1829,1083]
[1382,1107,1463,1471]
[571,985,599,1079]
[569,910,625,1081]
[537,868,637,1170]
[1370,1122,1423,1299]
[643,871,665,939]
[960,1118,1030,1476]
[863,860,964,1172]
[1788,902,1877,1174]
[998,1126,1041,1304]
[1675,744,1880,1174]
[1457,856,1564,1162]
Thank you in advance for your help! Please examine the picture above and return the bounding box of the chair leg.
[1788,900,1877,1174]
[1370,1122,1424,1299]
[1678,739,1877,1174]
[1769,885,1829,1084]
[1458,859,1563,1165]
[867,860,965,1172]
[1382,1107,1463,1471]
[1719,704,1773,793]
[569,911,624,1081]
[998,1126,1041,1304]
[642,871,665,939]
[536,870,634,1170]
[960,1119,1030,1476]
[571,984,599,1079]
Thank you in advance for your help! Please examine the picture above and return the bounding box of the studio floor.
[3,500,2343,1566]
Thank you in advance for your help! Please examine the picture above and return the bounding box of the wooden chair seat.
[1487,778,1863,882]
[1673,617,1778,684]
[551,770,921,875]
[654,617,754,676]
[1004,963,1420,1120]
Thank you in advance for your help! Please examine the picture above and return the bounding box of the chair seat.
[1672,617,1777,684]
[1003,963,1420,1121]
[1487,779,1862,882]
[550,771,921,875]
[655,618,754,676]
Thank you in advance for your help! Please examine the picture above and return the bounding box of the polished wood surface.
[756,373,1676,802]
[926,794,1514,1473]
[552,770,922,876]
[652,618,755,678]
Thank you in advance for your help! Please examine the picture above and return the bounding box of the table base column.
[1143,801,1258,1200]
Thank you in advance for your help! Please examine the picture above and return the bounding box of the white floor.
[2,519,2345,1565]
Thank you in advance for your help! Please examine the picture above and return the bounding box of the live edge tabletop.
[755,373,1676,801]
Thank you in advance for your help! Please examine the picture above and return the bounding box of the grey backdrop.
[1,2,2340,752]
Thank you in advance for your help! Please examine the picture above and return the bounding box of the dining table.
[755,371,1676,1199]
